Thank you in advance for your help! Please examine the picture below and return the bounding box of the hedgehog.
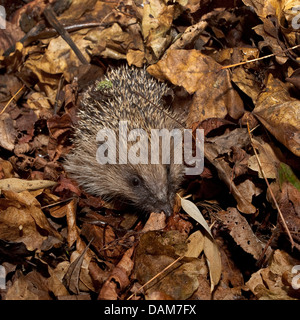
[64,65,185,216]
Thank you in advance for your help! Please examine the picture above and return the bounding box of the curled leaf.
[180,196,213,238]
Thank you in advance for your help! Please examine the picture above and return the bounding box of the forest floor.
[0,0,299,300]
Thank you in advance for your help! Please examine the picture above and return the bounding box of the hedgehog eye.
[131,177,140,187]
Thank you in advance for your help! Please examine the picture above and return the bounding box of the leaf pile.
[0,0,300,300]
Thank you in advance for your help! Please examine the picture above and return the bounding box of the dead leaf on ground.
[253,74,300,157]
[203,235,222,292]
[0,178,56,193]
[147,49,244,124]
[133,230,203,300]
[245,249,300,300]
[247,137,282,179]
[217,207,268,260]
[98,246,135,300]
[0,190,62,251]
[267,182,300,248]
[180,197,213,238]
[205,141,257,214]
[142,212,166,232]
[142,0,179,60]
[6,270,52,300]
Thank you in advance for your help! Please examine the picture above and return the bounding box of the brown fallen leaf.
[47,113,73,161]
[203,235,222,292]
[0,190,62,251]
[253,74,300,157]
[47,261,70,298]
[253,20,288,65]
[81,221,125,260]
[247,137,281,179]
[231,146,251,178]
[141,0,176,60]
[236,179,262,204]
[206,128,250,155]
[66,199,79,248]
[286,68,300,90]
[231,66,261,102]
[242,0,299,47]
[142,212,166,232]
[184,230,204,258]
[205,142,257,214]
[0,159,14,178]
[0,178,56,193]
[144,259,204,300]
[245,249,300,300]
[0,112,17,151]
[5,270,52,300]
[267,182,300,248]
[133,230,216,299]
[147,49,244,124]
[212,237,245,300]
[126,49,145,67]
[217,207,267,260]
[63,239,93,295]
[98,246,135,300]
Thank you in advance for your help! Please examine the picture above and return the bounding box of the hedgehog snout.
[159,202,173,217]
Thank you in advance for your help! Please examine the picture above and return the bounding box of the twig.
[41,197,75,209]
[43,6,89,65]
[246,121,294,249]
[0,85,25,116]
[221,44,300,69]
[127,256,183,300]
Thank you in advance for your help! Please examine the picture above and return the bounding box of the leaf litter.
[0,0,300,301]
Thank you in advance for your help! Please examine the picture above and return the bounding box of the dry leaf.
[0,190,62,251]
[5,270,52,300]
[206,128,250,155]
[184,230,204,258]
[134,230,208,299]
[204,235,222,292]
[0,113,17,151]
[237,179,262,203]
[205,143,257,214]
[98,246,135,300]
[0,178,56,193]
[217,208,266,260]
[245,249,300,300]
[63,241,92,295]
[253,74,300,157]
[0,159,14,178]
[142,0,175,59]
[47,262,69,297]
[247,137,281,179]
[147,49,244,124]
[268,182,300,248]
[66,199,79,248]
[142,212,166,232]
[180,197,213,238]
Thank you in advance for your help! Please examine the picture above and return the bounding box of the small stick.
[246,121,294,249]
[43,6,89,65]
[41,197,75,209]
[221,44,300,69]
[0,85,25,115]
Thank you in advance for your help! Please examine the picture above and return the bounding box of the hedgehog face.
[117,163,184,216]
